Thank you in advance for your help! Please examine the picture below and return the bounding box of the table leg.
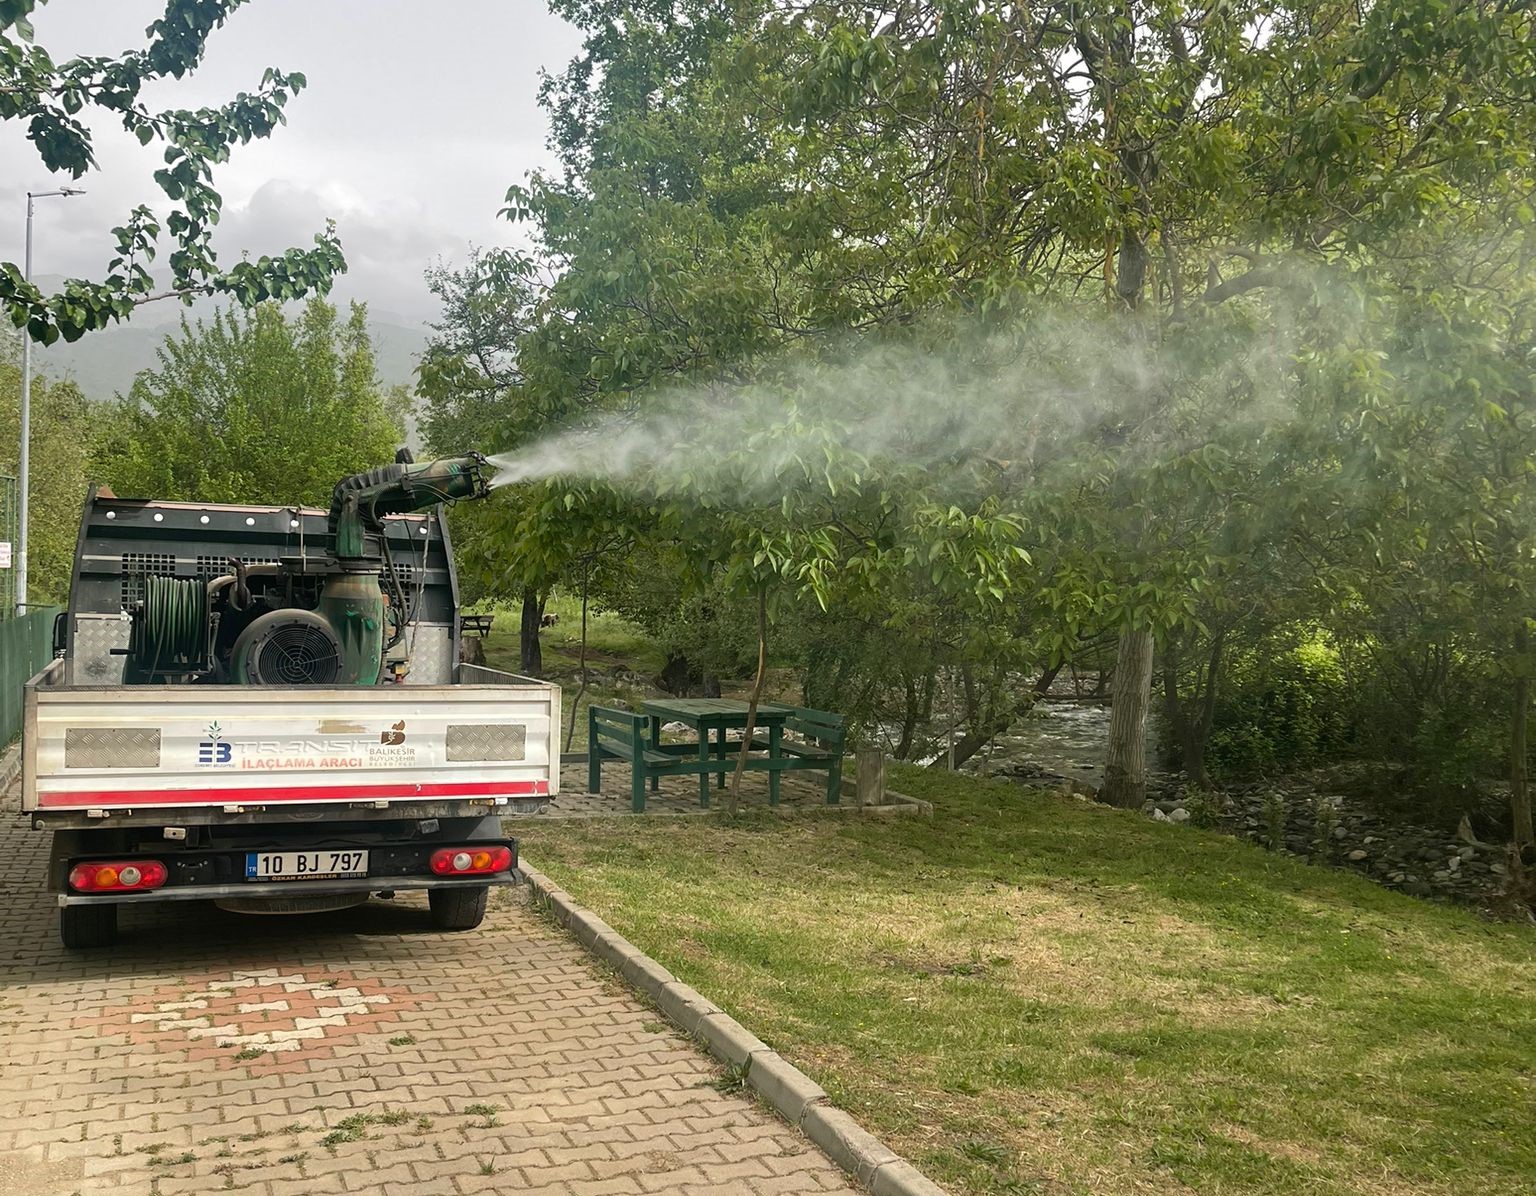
[769,723,782,806]
[716,725,727,789]
[649,716,662,792]
[631,754,647,813]
[698,727,711,808]
[587,706,601,793]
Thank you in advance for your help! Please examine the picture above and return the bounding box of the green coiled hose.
[126,575,211,682]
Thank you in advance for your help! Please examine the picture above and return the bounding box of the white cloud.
[0,0,585,327]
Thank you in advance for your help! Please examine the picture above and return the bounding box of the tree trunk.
[895,674,920,761]
[1190,633,1224,789]
[1162,632,1223,789]
[1160,639,1184,770]
[659,653,720,697]
[1101,628,1154,807]
[728,589,769,815]
[518,586,544,677]
[563,564,590,754]
[1512,622,1534,850]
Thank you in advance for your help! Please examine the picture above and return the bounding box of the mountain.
[23,276,428,418]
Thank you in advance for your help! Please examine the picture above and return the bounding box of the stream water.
[961,699,1168,791]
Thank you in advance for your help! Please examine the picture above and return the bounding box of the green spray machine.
[121,452,492,687]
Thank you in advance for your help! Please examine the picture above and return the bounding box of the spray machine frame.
[120,453,491,688]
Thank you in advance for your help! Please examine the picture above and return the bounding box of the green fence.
[2,608,58,747]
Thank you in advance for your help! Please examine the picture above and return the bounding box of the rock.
[1457,846,1476,860]
[1151,809,1169,822]
[1432,869,1452,881]
[662,721,690,734]
[1405,880,1433,897]
[1332,826,1348,839]
[1348,849,1368,862]
[1168,807,1191,823]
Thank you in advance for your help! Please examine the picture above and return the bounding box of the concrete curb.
[520,862,952,1196]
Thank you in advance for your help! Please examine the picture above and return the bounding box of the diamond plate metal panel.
[72,617,129,683]
[445,723,527,762]
[64,727,161,769]
[404,625,453,684]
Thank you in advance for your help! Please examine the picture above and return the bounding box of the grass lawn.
[472,598,659,752]
[520,766,1536,1196]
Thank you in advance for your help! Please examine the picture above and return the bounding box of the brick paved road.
[0,791,851,1196]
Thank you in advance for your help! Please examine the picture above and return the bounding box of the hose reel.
[124,576,212,684]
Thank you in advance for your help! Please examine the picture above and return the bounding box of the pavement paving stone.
[0,786,853,1195]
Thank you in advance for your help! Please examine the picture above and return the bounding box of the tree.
[97,298,401,506]
[1,0,344,346]
[746,0,1536,805]
[1325,248,1536,848]
[0,346,89,604]
[416,248,563,674]
[486,0,1535,825]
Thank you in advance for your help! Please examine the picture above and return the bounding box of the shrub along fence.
[2,608,57,746]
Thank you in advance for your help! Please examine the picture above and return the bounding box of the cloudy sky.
[0,0,585,328]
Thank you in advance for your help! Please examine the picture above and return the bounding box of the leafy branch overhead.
[436,0,1536,837]
[0,0,345,345]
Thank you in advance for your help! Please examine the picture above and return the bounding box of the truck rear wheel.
[61,903,118,949]
[429,885,488,930]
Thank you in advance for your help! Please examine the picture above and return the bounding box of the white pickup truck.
[21,454,559,948]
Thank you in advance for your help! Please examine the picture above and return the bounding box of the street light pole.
[16,186,84,615]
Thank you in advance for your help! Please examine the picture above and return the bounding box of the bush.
[1208,632,1352,778]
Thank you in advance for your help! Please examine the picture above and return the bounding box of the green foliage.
[428,0,1536,816]
[0,348,91,604]
[1,1,343,345]
[1208,633,1354,779]
[95,299,402,506]
[593,546,761,688]
[417,247,538,456]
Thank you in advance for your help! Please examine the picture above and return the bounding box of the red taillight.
[68,859,168,892]
[429,845,513,876]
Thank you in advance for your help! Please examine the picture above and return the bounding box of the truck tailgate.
[23,667,560,814]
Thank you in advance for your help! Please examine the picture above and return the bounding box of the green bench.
[586,703,846,812]
[749,706,846,803]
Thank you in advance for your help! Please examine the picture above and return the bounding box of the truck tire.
[428,885,488,931]
[60,903,118,949]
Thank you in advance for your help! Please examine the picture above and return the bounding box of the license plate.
[245,850,369,881]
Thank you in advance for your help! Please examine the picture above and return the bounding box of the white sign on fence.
[0,541,11,569]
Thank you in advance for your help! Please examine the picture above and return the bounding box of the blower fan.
[231,611,345,686]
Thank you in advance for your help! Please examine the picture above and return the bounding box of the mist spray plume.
[485,311,1298,501]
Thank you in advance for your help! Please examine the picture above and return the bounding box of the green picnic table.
[587,698,846,812]
[645,698,795,808]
